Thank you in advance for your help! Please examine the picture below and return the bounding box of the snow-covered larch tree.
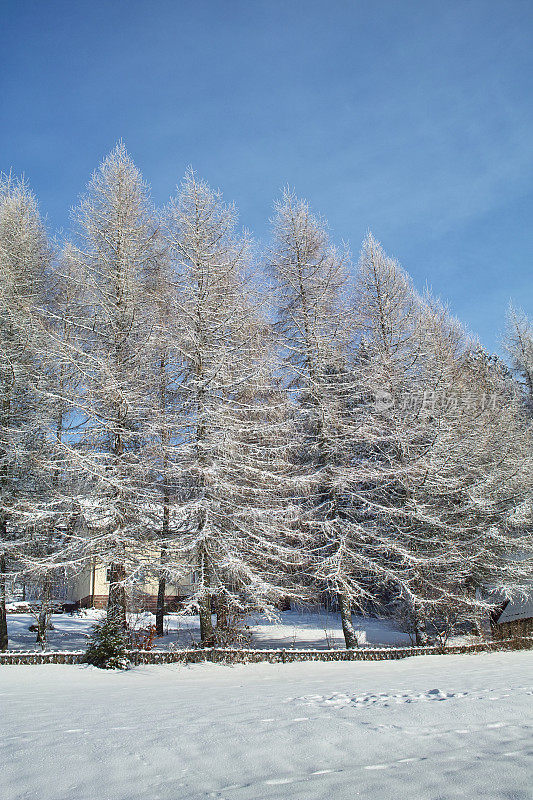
[61,143,165,626]
[431,341,533,607]
[351,237,532,641]
[347,233,440,640]
[24,242,91,647]
[137,235,180,637]
[160,171,304,645]
[505,305,533,414]
[269,189,376,648]
[0,175,55,650]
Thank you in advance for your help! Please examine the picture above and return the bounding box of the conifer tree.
[505,305,533,414]
[352,240,533,639]
[160,172,303,645]
[0,175,55,650]
[269,189,367,647]
[60,144,164,626]
[85,611,129,669]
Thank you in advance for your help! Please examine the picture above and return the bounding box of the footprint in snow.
[294,687,476,709]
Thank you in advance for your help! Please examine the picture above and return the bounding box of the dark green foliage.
[84,613,130,670]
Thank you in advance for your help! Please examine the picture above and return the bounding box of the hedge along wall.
[0,636,532,666]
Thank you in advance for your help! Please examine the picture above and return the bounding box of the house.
[490,593,533,638]
[65,501,196,611]
[68,558,195,611]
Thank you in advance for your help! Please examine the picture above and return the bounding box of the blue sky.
[1,0,532,353]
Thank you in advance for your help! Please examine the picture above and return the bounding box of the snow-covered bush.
[84,613,130,670]
[213,609,252,648]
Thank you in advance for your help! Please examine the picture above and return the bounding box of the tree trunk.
[339,590,358,649]
[107,562,127,629]
[156,454,170,638]
[472,610,485,638]
[155,573,166,637]
[413,606,429,645]
[36,576,52,649]
[0,549,8,652]
[199,593,215,646]
[466,583,485,638]
[198,554,215,646]
[215,594,229,633]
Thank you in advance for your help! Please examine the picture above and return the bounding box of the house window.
[106,567,112,583]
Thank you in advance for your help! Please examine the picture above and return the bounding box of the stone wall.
[1,636,531,666]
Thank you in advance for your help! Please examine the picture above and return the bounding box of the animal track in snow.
[289,687,506,709]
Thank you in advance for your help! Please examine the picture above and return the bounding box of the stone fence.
[0,635,531,666]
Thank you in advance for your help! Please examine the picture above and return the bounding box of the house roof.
[497,593,533,624]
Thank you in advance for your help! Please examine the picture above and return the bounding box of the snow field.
[1,650,531,799]
[5,609,413,652]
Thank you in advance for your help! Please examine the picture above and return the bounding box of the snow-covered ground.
[6,609,413,651]
[1,651,531,799]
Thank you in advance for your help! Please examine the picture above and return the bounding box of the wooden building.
[491,593,533,638]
